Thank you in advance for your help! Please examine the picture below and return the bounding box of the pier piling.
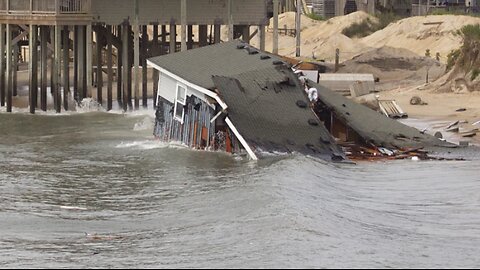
[29,24,37,114]
[107,25,113,111]
[63,26,69,111]
[1,24,5,107]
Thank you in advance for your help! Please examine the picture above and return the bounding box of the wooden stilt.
[134,23,140,110]
[161,25,166,55]
[242,25,250,43]
[86,24,92,98]
[259,25,265,51]
[95,24,103,105]
[214,23,221,44]
[152,24,159,108]
[73,25,78,102]
[117,24,123,108]
[29,24,38,114]
[227,0,234,41]
[122,22,129,111]
[50,27,54,95]
[169,22,176,53]
[54,24,61,113]
[273,0,279,54]
[141,25,147,108]
[6,24,12,112]
[40,26,47,111]
[199,25,208,47]
[106,25,113,111]
[127,25,133,110]
[63,26,69,111]
[0,24,5,107]
[181,0,187,52]
[78,25,86,100]
[12,37,18,97]
[187,25,193,50]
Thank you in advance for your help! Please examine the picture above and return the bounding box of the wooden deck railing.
[0,0,91,14]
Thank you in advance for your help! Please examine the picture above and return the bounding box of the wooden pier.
[0,0,272,113]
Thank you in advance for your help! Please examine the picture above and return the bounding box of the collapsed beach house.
[147,40,459,162]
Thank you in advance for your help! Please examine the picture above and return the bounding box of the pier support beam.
[273,0,279,54]
[152,24,159,108]
[242,25,250,43]
[78,26,86,101]
[95,25,103,105]
[259,25,266,51]
[0,24,5,107]
[6,24,12,112]
[50,27,54,95]
[295,0,301,57]
[134,23,140,109]
[134,0,140,109]
[40,26,47,111]
[12,36,18,97]
[141,25,147,108]
[214,23,221,44]
[127,25,132,110]
[63,26,69,111]
[86,24,93,98]
[199,25,208,47]
[106,25,113,111]
[170,22,176,53]
[227,0,234,41]
[187,25,193,50]
[73,26,78,102]
[122,22,129,111]
[116,24,123,108]
[29,24,38,114]
[180,0,187,51]
[53,24,61,113]
[161,25,166,55]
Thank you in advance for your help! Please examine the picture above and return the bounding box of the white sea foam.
[115,140,170,150]
[133,117,154,131]
[59,205,88,211]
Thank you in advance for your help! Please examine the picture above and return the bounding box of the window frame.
[174,83,187,124]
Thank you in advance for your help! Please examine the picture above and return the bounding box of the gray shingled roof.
[148,40,288,90]
[311,80,456,150]
[148,40,346,160]
[212,67,345,160]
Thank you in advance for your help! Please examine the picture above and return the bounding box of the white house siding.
[157,72,212,106]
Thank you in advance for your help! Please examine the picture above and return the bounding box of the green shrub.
[376,12,401,29]
[458,24,480,41]
[341,12,401,38]
[342,18,375,38]
[447,24,480,76]
[446,49,460,71]
[471,68,480,81]
[306,13,325,21]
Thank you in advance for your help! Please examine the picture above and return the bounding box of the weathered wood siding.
[92,0,269,25]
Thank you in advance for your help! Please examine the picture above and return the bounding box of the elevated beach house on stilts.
[147,40,347,161]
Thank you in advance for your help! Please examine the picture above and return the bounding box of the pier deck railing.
[0,0,91,15]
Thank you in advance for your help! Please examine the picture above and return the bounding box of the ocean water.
[0,110,479,268]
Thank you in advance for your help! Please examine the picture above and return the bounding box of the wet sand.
[379,85,480,146]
